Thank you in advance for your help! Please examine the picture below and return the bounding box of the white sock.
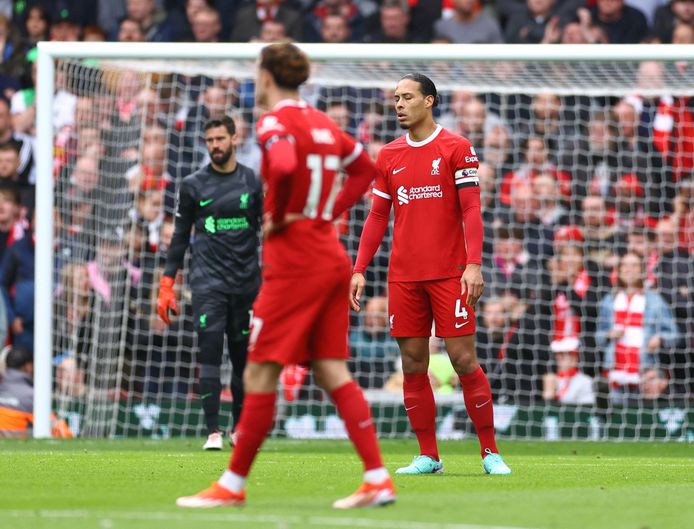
[363,467,389,484]
[218,470,246,493]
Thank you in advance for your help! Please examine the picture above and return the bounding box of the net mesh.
[50,54,694,440]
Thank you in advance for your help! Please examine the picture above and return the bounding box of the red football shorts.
[388,277,476,338]
[248,266,350,365]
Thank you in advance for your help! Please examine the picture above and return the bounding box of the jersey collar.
[406,124,442,148]
[273,98,307,111]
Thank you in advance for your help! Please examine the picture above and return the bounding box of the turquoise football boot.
[395,455,443,474]
[482,448,512,475]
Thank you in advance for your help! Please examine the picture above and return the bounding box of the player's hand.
[607,327,625,341]
[350,273,366,312]
[461,264,484,306]
[156,275,179,324]
[262,214,287,239]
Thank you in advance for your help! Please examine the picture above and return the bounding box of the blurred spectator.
[581,195,620,268]
[363,0,425,43]
[542,349,596,404]
[114,0,181,42]
[118,18,146,41]
[532,173,569,229]
[0,346,33,437]
[231,0,302,42]
[50,10,82,41]
[320,14,352,43]
[306,0,363,42]
[0,144,32,209]
[325,100,352,133]
[546,235,605,374]
[255,19,288,42]
[190,7,222,42]
[576,110,612,204]
[23,6,50,46]
[132,188,164,250]
[596,252,680,404]
[505,0,560,43]
[484,224,538,300]
[439,92,505,150]
[478,162,497,259]
[652,217,692,332]
[82,25,107,41]
[0,210,34,352]
[433,0,504,43]
[68,154,100,197]
[0,187,24,260]
[232,111,261,174]
[671,178,694,252]
[500,136,572,207]
[125,135,175,211]
[349,295,398,388]
[0,15,28,80]
[671,19,694,42]
[476,296,517,396]
[499,181,555,259]
[610,98,669,216]
[0,97,34,185]
[483,124,514,174]
[639,366,670,399]
[589,0,649,43]
[560,8,608,43]
[653,0,694,43]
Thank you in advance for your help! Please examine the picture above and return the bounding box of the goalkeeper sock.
[199,376,222,435]
[459,366,498,457]
[330,380,384,471]
[229,392,276,478]
[403,373,439,461]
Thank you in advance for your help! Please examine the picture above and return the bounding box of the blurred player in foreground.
[177,42,396,509]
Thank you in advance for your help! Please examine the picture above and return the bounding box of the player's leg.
[198,331,225,449]
[313,359,395,508]
[389,282,442,474]
[176,361,282,508]
[192,290,228,450]
[225,290,256,442]
[428,278,511,475]
[310,270,395,508]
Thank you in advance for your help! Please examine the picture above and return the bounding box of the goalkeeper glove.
[157,275,178,324]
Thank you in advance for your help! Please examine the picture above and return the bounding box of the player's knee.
[200,364,221,379]
[449,349,478,375]
[243,362,281,393]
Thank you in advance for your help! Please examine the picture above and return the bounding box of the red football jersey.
[256,99,362,277]
[373,125,480,282]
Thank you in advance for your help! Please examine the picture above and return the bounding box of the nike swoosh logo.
[392,166,406,174]
[241,329,250,335]
[200,393,213,400]
[455,321,470,328]
[405,405,417,411]
[476,399,491,409]
[199,199,214,207]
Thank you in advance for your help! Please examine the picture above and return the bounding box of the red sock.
[331,380,383,471]
[459,366,498,457]
[403,373,439,461]
[229,392,276,477]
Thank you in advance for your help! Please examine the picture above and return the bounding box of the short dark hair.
[204,116,236,137]
[400,73,439,107]
[6,346,32,370]
[260,42,310,90]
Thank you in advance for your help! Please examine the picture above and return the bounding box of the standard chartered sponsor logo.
[204,216,250,233]
[396,184,443,205]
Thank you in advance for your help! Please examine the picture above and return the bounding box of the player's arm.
[350,152,392,311]
[157,179,195,323]
[330,137,376,219]
[454,147,484,306]
[263,135,297,227]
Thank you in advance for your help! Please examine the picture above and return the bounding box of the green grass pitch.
[1,439,692,529]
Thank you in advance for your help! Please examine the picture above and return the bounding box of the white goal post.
[34,42,694,438]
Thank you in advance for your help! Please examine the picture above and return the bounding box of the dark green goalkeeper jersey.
[164,162,263,294]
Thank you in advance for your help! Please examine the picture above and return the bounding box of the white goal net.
[37,44,694,441]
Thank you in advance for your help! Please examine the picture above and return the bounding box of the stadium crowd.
[0,0,692,428]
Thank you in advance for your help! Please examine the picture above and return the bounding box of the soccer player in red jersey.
[351,74,511,475]
[176,42,396,509]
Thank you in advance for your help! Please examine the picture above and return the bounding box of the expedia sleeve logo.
[396,185,443,205]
